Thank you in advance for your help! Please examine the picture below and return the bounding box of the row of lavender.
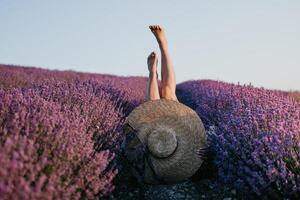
[177,80,300,199]
[1,64,300,199]
[0,65,148,199]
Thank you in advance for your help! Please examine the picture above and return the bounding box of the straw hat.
[124,98,207,184]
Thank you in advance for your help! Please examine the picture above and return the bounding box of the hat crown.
[147,125,177,158]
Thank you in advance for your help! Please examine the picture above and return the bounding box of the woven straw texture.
[125,99,207,184]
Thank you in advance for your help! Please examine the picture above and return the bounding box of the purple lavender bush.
[0,64,148,115]
[29,80,126,150]
[0,64,118,90]
[0,72,130,199]
[177,80,300,199]
[0,88,120,199]
[0,64,150,199]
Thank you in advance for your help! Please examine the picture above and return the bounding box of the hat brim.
[125,99,207,184]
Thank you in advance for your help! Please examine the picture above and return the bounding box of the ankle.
[149,71,158,79]
[159,45,169,55]
[158,40,168,50]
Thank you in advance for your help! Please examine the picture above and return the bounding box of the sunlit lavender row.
[177,80,300,198]
[0,83,123,199]
[0,64,148,199]
[1,64,299,199]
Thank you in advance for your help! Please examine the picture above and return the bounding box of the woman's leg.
[149,25,178,101]
[146,51,160,100]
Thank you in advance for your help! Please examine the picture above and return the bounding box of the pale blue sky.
[0,0,299,91]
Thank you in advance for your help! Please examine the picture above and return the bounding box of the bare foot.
[147,51,158,76]
[149,25,168,49]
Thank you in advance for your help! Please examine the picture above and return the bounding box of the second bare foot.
[147,51,158,75]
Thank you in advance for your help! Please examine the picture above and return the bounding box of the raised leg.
[149,25,178,101]
[146,51,160,100]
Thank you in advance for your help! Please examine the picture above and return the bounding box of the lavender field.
[0,64,299,200]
